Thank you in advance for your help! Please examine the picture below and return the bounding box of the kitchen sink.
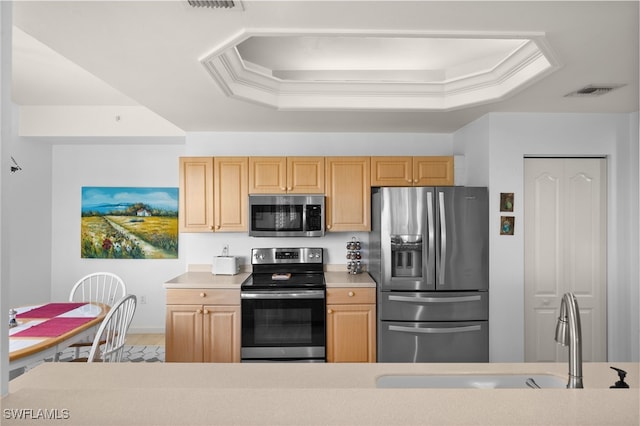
[375,374,566,389]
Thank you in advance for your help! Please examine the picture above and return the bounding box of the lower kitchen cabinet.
[165,289,241,363]
[326,287,376,363]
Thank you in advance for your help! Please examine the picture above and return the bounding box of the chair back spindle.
[87,294,137,363]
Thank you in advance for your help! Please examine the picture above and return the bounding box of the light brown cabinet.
[371,156,454,186]
[249,157,325,194]
[214,157,248,232]
[326,287,376,363]
[180,155,453,233]
[325,157,371,232]
[165,289,241,363]
[179,157,248,233]
[179,157,214,232]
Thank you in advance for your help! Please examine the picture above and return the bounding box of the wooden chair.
[66,272,126,359]
[74,294,137,363]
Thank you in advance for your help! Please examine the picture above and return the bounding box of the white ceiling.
[11,1,640,133]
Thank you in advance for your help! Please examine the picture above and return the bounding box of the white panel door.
[524,158,607,362]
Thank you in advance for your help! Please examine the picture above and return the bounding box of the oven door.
[241,289,326,362]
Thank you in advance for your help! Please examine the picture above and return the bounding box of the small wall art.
[500,192,514,212]
[81,187,179,259]
[500,216,515,236]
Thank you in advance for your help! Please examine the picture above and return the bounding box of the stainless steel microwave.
[248,194,325,237]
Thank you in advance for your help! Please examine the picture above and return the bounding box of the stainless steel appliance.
[241,247,326,362]
[370,187,489,362]
[248,194,324,237]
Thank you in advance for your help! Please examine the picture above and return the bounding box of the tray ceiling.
[11,1,639,133]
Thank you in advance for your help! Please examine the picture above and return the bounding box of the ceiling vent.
[565,84,625,97]
[187,1,240,9]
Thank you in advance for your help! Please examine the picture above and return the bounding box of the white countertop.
[164,271,250,289]
[3,362,638,425]
[324,271,376,288]
[164,268,376,289]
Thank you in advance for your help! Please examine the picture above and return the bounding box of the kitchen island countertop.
[3,362,637,425]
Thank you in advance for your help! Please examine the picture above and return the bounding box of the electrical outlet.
[140,295,147,304]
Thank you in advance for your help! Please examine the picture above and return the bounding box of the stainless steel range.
[241,247,326,362]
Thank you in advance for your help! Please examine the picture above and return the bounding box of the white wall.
[0,0,11,397]
[50,143,186,333]
[456,112,639,362]
[630,111,639,362]
[7,133,52,308]
[452,114,490,187]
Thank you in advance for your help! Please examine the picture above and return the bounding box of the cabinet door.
[203,305,241,363]
[287,157,325,193]
[249,157,287,193]
[326,303,376,363]
[179,157,214,232]
[413,156,454,186]
[165,304,204,362]
[371,156,413,186]
[325,157,371,232]
[214,157,248,232]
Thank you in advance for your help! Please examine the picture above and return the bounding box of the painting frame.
[500,216,515,236]
[500,192,514,212]
[81,186,179,259]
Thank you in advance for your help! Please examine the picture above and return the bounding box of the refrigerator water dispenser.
[390,235,422,278]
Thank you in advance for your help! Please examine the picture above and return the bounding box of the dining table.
[8,302,109,375]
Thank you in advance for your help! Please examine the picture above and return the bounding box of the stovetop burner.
[241,247,325,290]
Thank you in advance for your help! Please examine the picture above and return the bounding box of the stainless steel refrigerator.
[370,186,489,362]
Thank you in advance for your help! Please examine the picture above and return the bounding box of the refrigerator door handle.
[438,191,447,286]
[389,324,482,334]
[388,295,482,303]
[426,190,435,286]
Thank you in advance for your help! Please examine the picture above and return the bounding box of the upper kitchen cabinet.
[325,157,371,232]
[179,157,214,233]
[413,156,454,186]
[214,157,248,232]
[179,157,248,233]
[249,157,325,194]
[371,156,454,186]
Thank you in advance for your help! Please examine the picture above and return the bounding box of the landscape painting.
[81,187,179,259]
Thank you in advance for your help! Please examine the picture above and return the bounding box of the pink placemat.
[16,302,87,319]
[12,317,94,338]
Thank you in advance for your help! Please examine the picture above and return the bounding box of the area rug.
[13,346,164,380]
[55,345,165,363]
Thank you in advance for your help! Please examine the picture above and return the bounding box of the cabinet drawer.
[326,287,375,305]
[166,289,240,305]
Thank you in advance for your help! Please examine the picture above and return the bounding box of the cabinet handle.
[196,309,202,314]
[327,309,333,314]
[287,187,292,191]
[203,309,209,315]
[348,291,355,297]
[414,179,418,183]
[280,187,286,191]
[200,292,206,298]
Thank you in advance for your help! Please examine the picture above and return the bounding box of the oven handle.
[241,290,325,300]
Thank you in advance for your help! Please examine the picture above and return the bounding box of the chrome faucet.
[554,292,583,388]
